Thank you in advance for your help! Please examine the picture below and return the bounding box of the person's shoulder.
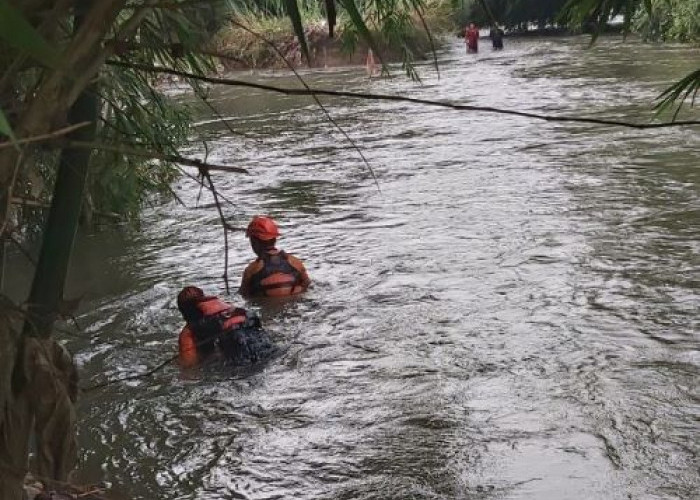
[285,252,306,267]
[244,258,264,274]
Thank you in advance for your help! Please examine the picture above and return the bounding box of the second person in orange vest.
[239,216,311,298]
[177,286,274,368]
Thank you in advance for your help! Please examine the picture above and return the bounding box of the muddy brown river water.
[7,36,699,499]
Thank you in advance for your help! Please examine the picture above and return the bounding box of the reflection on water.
[7,36,698,500]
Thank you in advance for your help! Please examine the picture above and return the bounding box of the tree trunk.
[22,85,98,338]
[0,331,78,500]
[0,0,125,237]
[0,305,22,500]
[0,238,6,292]
[0,2,99,496]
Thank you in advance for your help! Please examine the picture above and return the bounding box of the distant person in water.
[465,23,479,53]
[366,48,380,77]
[177,286,275,368]
[490,26,504,50]
[239,216,311,298]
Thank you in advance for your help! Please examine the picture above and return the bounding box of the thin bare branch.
[0,122,92,150]
[124,0,224,10]
[203,170,231,293]
[66,140,250,173]
[229,20,381,192]
[414,7,440,80]
[107,61,700,129]
[197,92,246,147]
[165,184,188,208]
[195,171,205,208]
[176,166,241,209]
[81,353,180,392]
[11,196,122,221]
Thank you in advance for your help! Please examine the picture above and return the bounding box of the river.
[8,36,699,499]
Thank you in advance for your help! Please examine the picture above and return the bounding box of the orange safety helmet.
[246,216,280,241]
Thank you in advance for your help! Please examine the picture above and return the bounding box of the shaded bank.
[211,15,450,70]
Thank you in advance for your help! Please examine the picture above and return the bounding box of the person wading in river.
[490,25,504,50]
[465,23,479,53]
[177,286,274,368]
[239,216,311,298]
[366,48,380,77]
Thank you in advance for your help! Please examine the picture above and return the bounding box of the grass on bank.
[212,0,455,71]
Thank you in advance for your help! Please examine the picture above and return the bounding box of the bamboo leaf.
[0,107,12,137]
[0,107,18,149]
[0,0,60,69]
[654,68,700,121]
[340,0,385,67]
[415,7,440,80]
[283,0,310,64]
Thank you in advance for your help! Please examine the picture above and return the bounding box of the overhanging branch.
[228,20,381,191]
[0,122,92,150]
[66,140,250,174]
[107,60,700,129]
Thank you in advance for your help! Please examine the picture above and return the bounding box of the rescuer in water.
[490,25,504,50]
[177,286,275,368]
[239,216,311,298]
[465,22,479,53]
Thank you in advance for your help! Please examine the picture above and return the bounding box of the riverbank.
[210,23,384,70]
[211,9,453,70]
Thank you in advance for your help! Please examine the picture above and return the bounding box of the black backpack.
[191,309,264,363]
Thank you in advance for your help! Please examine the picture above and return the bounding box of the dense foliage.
[216,0,448,76]
[453,0,569,29]
[456,0,699,42]
[1,0,445,229]
[1,1,223,228]
[634,0,700,42]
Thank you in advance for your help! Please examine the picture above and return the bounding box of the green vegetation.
[4,2,219,230]
[214,0,453,74]
[213,2,335,69]
[456,0,699,109]
[633,0,700,42]
[559,0,699,115]
[458,0,699,42]
[453,0,569,29]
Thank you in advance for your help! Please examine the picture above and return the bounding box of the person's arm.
[238,261,257,297]
[178,326,199,368]
[288,255,311,291]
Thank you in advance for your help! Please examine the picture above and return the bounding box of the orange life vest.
[249,251,303,297]
[188,297,249,354]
